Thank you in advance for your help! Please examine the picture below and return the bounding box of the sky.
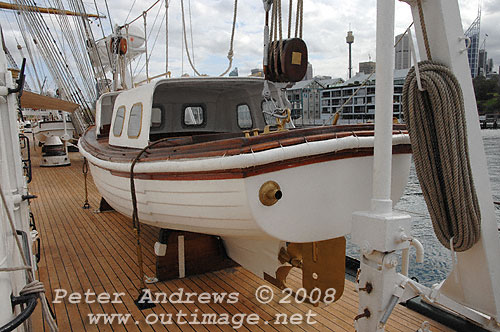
[1,0,499,89]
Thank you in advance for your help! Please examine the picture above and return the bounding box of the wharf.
[29,150,452,331]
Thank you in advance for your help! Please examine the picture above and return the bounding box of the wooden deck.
[28,149,452,332]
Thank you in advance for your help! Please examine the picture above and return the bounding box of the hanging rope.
[82,157,90,209]
[129,138,172,296]
[416,0,432,61]
[180,0,238,76]
[402,61,481,252]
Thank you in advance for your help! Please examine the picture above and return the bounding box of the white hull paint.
[88,153,410,241]
[81,133,411,278]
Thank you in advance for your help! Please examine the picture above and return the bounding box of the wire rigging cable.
[13,0,95,128]
[402,61,481,252]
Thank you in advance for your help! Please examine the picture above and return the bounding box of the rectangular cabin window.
[128,103,143,138]
[113,106,126,136]
[237,104,253,129]
[151,107,162,128]
[183,106,204,126]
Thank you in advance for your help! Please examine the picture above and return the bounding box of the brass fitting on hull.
[259,181,282,206]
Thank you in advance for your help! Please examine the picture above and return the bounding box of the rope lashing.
[402,61,481,252]
[130,137,172,297]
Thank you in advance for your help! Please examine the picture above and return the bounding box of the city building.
[320,69,409,124]
[359,61,376,75]
[286,76,344,125]
[478,49,487,77]
[465,10,481,78]
[486,58,493,75]
[303,63,313,81]
[249,68,264,77]
[395,33,411,70]
[229,67,238,77]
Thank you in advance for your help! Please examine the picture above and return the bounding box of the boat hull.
[85,147,411,242]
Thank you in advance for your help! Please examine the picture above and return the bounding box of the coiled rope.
[402,61,481,252]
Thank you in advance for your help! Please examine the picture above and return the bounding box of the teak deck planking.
[28,149,452,332]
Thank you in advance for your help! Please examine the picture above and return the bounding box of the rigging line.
[180,0,200,76]
[294,0,299,37]
[92,0,113,82]
[92,0,107,39]
[288,0,292,39]
[70,0,101,84]
[48,0,96,98]
[14,1,67,89]
[131,0,164,76]
[103,0,114,32]
[124,0,138,25]
[12,11,44,91]
[146,0,164,40]
[69,0,102,97]
[1,9,20,45]
[17,5,93,121]
[165,0,169,74]
[188,0,195,72]
[124,0,161,27]
[65,0,97,84]
[218,0,237,77]
[180,0,238,77]
[16,0,83,92]
[298,0,303,39]
[144,12,149,80]
[324,71,375,125]
[134,11,166,77]
[395,22,414,48]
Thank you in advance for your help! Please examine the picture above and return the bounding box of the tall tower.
[346,30,354,79]
[394,33,411,69]
[464,7,481,78]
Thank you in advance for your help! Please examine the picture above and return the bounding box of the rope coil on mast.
[402,61,481,252]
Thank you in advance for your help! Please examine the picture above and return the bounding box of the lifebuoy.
[110,37,128,55]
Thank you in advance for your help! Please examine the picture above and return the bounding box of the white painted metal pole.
[371,0,395,214]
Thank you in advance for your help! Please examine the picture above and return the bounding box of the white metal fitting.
[383,253,399,269]
[352,211,412,252]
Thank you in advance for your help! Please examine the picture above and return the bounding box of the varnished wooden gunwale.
[104,145,411,181]
[81,124,408,163]
[81,124,411,181]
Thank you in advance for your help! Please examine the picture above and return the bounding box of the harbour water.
[348,129,500,287]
